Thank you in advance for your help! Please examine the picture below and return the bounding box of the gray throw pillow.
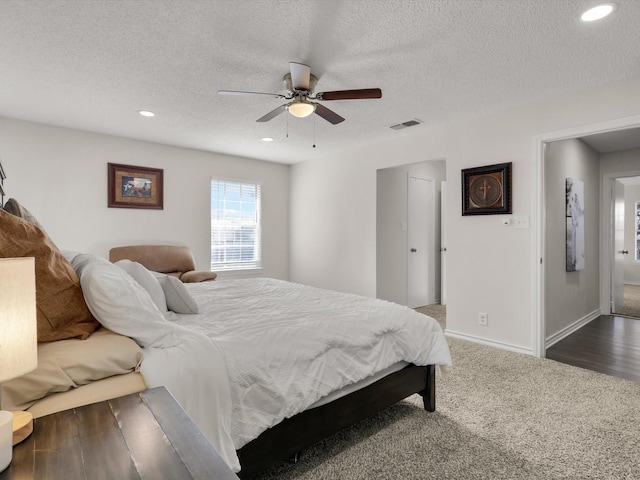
[3,198,45,230]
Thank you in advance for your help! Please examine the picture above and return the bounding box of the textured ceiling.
[1,0,640,164]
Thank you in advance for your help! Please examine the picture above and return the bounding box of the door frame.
[440,181,447,306]
[533,114,640,358]
[604,173,640,315]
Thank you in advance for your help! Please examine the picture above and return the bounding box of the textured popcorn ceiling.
[1,0,640,164]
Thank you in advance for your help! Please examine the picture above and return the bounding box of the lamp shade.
[0,257,37,384]
[288,101,316,118]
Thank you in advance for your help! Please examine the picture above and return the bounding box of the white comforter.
[141,278,451,473]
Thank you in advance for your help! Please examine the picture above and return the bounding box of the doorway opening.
[535,114,640,358]
[376,159,445,311]
[604,175,640,319]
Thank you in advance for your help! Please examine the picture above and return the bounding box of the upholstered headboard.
[109,245,195,276]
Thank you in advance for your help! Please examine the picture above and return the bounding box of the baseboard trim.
[444,330,533,356]
[545,309,601,349]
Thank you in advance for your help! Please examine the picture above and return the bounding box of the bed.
[0,203,452,477]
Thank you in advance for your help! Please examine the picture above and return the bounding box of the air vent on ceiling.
[390,119,423,130]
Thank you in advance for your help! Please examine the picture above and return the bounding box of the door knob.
[410,248,417,253]
[621,250,629,254]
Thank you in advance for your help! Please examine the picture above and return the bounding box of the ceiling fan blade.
[317,88,382,101]
[314,104,345,125]
[289,62,311,91]
[256,104,287,122]
[218,90,286,99]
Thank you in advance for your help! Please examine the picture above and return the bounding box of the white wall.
[289,127,447,296]
[376,160,445,305]
[543,138,600,339]
[0,117,290,280]
[290,74,640,354]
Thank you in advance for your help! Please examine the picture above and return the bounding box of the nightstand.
[0,387,239,479]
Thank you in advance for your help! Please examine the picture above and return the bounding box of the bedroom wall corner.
[289,126,447,298]
[0,117,290,281]
[289,74,640,355]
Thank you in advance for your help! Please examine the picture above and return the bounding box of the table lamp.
[0,257,37,473]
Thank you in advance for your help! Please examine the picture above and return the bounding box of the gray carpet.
[255,305,640,479]
[617,284,640,318]
[415,303,446,330]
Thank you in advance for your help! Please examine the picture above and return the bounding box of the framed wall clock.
[461,162,512,215]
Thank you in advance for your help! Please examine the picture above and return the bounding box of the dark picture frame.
[108,163,164,209]
[461,162,512,215]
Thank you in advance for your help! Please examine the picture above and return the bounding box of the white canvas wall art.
[566,177,585,272]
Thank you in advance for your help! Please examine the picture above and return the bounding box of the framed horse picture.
[108,163,163,210]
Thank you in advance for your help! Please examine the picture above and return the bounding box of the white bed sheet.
[140,277,451,473]
[308,361,409,409]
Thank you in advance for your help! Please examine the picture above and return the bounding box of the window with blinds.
[210,179,261,271]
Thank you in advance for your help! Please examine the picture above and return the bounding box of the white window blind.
[210,179,261,270]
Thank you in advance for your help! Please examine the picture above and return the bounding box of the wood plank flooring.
[546,315,640,383]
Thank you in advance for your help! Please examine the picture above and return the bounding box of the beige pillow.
[1,328,143,410]
[0,209,98,342]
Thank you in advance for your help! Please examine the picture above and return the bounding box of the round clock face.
[469,174,502,208]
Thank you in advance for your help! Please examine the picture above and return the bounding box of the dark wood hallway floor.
[546,315,640,383]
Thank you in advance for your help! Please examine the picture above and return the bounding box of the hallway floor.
[546,315,640,383]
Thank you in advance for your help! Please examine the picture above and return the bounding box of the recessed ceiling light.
[581,3,616,21]
[138,110,156,117]
[261,137,274,142]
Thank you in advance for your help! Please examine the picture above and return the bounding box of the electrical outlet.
[479,312,488,326]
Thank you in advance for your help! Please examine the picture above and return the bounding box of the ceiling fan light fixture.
[287,100,316,118]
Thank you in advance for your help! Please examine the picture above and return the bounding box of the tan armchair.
[109,245,217,282]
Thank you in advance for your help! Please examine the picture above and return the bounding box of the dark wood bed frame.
[236,363,436,478]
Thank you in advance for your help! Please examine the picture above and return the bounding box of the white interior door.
[612,179,625,313]
[440,181,447,306]
[407,175,435,308]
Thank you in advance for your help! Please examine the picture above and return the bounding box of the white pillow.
[152,273,199,314]
[68,252,111,275]
[114,260,168,313]
[78,259,180,348]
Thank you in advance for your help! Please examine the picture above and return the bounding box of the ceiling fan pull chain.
[313,116,316,148]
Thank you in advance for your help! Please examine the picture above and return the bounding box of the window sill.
[215,268,264,279]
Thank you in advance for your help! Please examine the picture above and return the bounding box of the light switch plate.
[514,216,529,229]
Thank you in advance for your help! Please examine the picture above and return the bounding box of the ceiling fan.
[217,62,382,125]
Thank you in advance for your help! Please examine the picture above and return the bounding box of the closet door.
[407,175,435,308]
